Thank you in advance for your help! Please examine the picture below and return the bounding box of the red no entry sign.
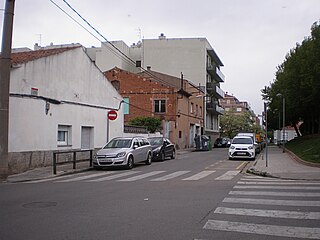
[108,110,118,121]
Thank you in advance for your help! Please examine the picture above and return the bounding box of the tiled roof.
[11,46,81,65]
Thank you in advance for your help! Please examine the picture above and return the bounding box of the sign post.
[107,110,118,143]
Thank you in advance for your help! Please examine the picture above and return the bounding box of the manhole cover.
[22,201,57,208]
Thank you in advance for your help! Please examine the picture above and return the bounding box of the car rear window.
[104,139,132,148]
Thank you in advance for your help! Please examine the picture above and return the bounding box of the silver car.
[93,137,152,169]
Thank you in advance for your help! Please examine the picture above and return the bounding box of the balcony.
[206,101,224,115]
[206,82,225,98]
[206,65,225,83]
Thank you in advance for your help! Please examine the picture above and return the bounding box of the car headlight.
[153,146,162,153]
[116,152,126,158]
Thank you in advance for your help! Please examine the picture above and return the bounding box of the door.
[81,126,93,150]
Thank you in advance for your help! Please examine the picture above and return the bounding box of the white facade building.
[89,35,225,140]
[9,45,124,173]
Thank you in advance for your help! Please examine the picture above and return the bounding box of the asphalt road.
[1,148,319,240]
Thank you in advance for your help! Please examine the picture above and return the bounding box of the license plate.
[237,152,246,155]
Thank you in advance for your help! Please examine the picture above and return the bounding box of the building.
[219,92,255,117]
[88,35,225,142]
[8,45,124,173]
[104,67,204,149]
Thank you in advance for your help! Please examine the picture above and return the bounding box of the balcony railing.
[206,65,225,83]
[206,82,225,99]
[206,101,224,115]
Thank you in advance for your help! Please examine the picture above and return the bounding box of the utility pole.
[0,0,15,177]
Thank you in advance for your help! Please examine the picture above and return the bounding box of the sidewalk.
[249,146,320,180]
[2,148,194,183]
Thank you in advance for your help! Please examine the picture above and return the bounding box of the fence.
[53,149,94,175]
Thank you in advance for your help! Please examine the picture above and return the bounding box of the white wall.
[9,47,124,152]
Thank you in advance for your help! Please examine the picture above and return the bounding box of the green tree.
[128,116,161,133]
[220,110,258,138]
[261,21,320,135]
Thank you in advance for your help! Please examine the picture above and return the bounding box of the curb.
[286,149,320,168]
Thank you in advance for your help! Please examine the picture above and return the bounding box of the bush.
[128,117,161,133]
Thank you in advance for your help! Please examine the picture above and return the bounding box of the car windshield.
[103,139,132,149]
[232,138,253,144]
[148,137,164,146]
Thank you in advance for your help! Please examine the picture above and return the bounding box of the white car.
[93,137,152,169]
[228,136,256,160]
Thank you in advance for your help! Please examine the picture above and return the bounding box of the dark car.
[214,137,231,148]
[148,137,175,161]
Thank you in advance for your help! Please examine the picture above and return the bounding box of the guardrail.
[53,149,93,175]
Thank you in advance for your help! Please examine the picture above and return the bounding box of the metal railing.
[53,149,93,175]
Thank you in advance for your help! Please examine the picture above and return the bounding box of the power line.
[50,0,180,88]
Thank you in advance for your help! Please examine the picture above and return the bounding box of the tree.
[261,21,320,135]
[128,116,161,133]
[220,110,259,138]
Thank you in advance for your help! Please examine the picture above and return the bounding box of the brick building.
[104,67,204,149]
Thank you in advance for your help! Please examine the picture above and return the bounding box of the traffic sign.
[108,110,118,121]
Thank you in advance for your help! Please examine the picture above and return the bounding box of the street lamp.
[277,93,285,153]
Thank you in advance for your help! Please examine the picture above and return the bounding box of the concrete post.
[0,0,15,177]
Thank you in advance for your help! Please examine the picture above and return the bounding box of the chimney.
[147,66,151,70]
[34,43,41,50]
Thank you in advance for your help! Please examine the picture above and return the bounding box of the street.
[1,148,320,240]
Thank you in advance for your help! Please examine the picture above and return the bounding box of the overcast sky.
[1,0,319,115]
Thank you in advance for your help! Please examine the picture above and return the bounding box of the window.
[190,103,194,113]
[154,100,166,113]
[236,108,242,112]
[179,131,182,138]
[136,60,141,67]
[196,104,198,116]
[57,125,72,146]
[200,106,203,117]
[123,97,129,115]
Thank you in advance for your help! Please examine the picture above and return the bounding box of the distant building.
[8,45,123,173]
[219,92,255,117]
[104,67,205,149]
[88,35,225,142]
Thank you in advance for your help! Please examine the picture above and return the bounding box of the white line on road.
[55,172,115,182]
[229,190,320,197]
[25,172,92,183]
[182,171,216,181]
[238,181,320,185]
[150,171,190,181]
[215,171,239,180]
[118,171,165,182]
[214,207,320,220]
[240,178,295,182]
[203,220,320,239]
[234,185,320,190]
[223,197,320,206]
[86,171,140,182]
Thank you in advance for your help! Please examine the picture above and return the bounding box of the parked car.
[93,137,152,169]
[228,136,256,160]
[148,137,175,161]
[214,137,231,148]
[236,132,260,154]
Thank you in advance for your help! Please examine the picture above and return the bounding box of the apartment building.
[219,93,256,118]
[88,34,225,141]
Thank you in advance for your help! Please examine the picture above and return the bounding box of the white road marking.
[203,220,320,239]
[86,171,140,182]
[182,171,216,181]
[118,171,165,182]
[234,185,320,190]
[55,172,114,182]
[240,178,295,182]
[151,171,190,181]
[25,172,91,183]
[214,207,320,220]
[215,171,239,180]
[238,181,320,185]
[229,190,320,197]
[223,197,320,206]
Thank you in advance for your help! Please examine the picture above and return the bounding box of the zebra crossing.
[200,175,320,239]
[25,169,241,184]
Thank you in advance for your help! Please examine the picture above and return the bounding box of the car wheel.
[127,156,134,169]
[160,152,165,161]
[171,150,175,159]
[145,152,152,165]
